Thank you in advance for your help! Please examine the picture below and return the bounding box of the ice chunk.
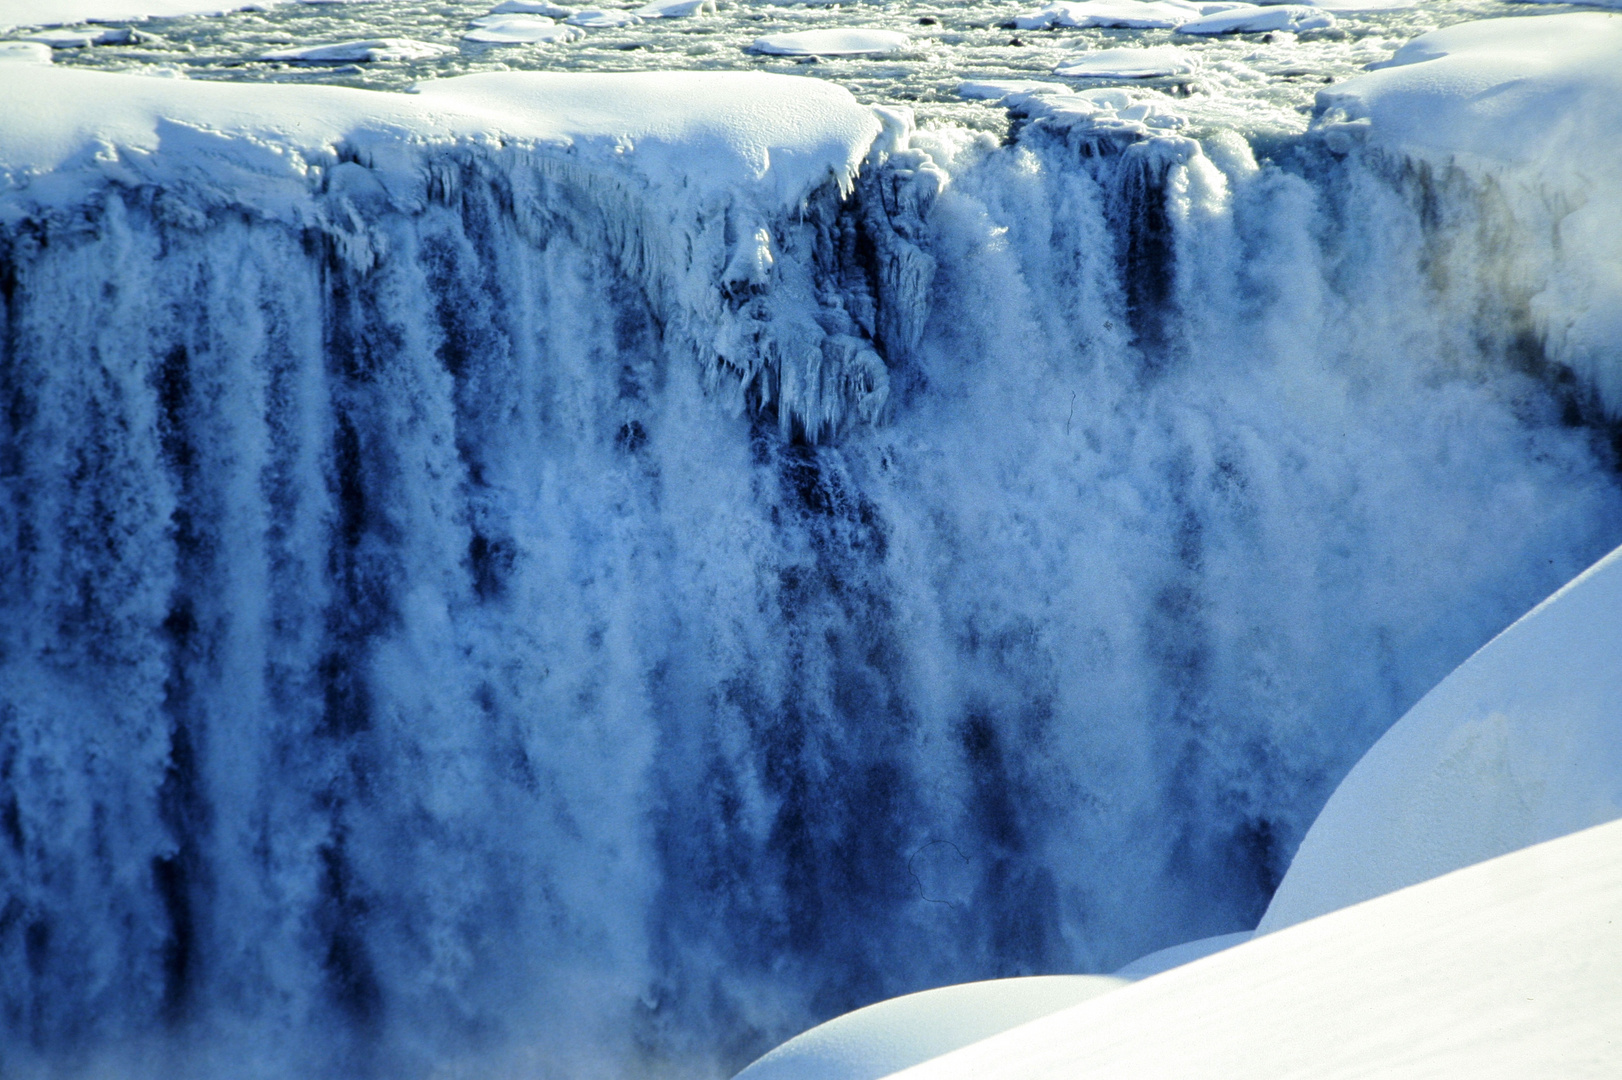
[487,0,575,14]
[748,28,910,55]
[634,0,715,16]
[895,819,1622,1080]
[0,40,54,61]
[463,16,583,43]
[1258,542,1622,934]
[734,976,1128,1080]
[957,78,1070,100]
[24,25,136,47]
[1054,44,1199,77]
[564,8,640,26]
[1175,4,1332,31]
[1014,1,1250,29]
[1255,0,1412,8]
[262,38,455,61]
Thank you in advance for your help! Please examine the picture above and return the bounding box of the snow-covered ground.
[873,816,1622,1079]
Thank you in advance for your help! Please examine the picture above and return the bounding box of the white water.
[2,48,1621,1080]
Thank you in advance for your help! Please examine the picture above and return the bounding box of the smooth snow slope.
[733,976,1128,1080]
[1257,543,1622,932]
[894,816,1622,1080]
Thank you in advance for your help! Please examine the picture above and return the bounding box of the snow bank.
[0,41,52,61]
[1314,14,1622,431]
[892,817,1622,1079]
[1112,931,1250,977]
[1315,13,1622,166]
[1175,4,1333,32]
[734,977,1129,1080]
[1257,543,1622,932]
[463,16,583,43]
[1053,45,1199,77]
[749,28,911,55]
[0,64,895,438]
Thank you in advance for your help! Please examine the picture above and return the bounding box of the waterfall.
[1,70,1619,1079]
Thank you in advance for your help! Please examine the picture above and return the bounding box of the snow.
[733,976,1130,1080]
[1053,44,1200,77]
[888,817,1622,1080]
[0,0,247,30]
[1314,14,1622,442]
[0,65,880,216]
[462,16,583,44]
[564,8,641,26]
[1257,542,1622,933]
[635,0,717,16]
[1014,1,1250,30]
[1315,13,1622,165]
[262,38,455,61]
[0,41,53,61]
[749,28,912,55]
[1175,4,1334,32]
[1112,931,1251,977]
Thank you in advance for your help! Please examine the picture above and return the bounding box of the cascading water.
[1,66,1619,1080]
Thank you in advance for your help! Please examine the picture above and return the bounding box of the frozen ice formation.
[262,38,456,61]
[734,976,1129,1080]
[1053,44,1201,77]
[749,28,912,55]
[1175,4,1334,33]
[462,15,584,44]
[1257,543,1622,933]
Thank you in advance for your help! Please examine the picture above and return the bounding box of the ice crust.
[262,38,456,61]
[734,977,1129,1080]
[890,818,1622,1079]
[1258,543,1622,932]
